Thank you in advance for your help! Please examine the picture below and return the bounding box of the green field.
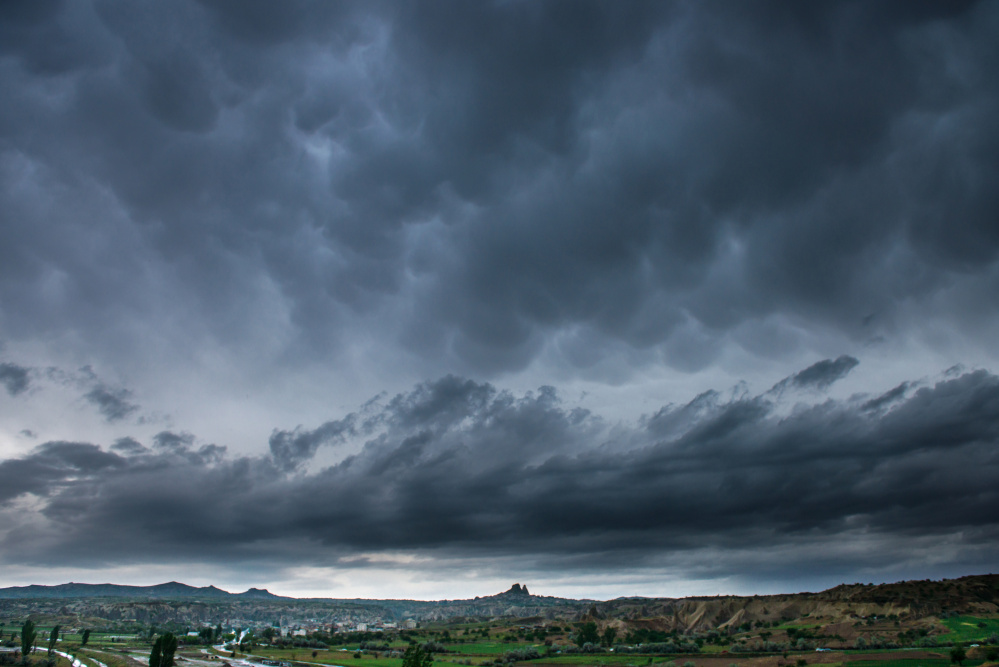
[235,646,405,667]
[532,657,652,666]
[78,647,138,667]
[448,641,538,655]
[938,616,999,643]
[847,660,983,667]
[531,657,693,667]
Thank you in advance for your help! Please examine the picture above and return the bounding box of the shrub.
[502,648,540,663]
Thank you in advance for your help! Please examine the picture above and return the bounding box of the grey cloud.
[0,362,30,395]
[791,355,860,389]
[84,384,139,422]
[1,365,997,580]
[1,1,997,381]
[153,430,195,450]
[111,436,147,454]
[268,415,357,472]
[862,382,911,413]
[0,359,145,421]
[770,355,860,395]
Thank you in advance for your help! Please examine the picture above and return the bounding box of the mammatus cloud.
[0,2,997,381]
[1,362,996,583]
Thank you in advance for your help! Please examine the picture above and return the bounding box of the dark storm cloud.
[1,1,997,376]
[0,362,30,396]
[1,362,997,577]
[0,441,124,505]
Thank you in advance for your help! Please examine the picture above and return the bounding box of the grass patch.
[448,642,535,655]
[938,617,999,644]
[239,647,403,667]
[533,655,701,667]
[698,645,728,654]
[77,647,135,667]
[846,660,984,667]
[532,657,649,667]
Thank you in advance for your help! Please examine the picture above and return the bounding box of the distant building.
[402,620,417,629]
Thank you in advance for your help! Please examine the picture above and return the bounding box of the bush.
[502,648,540,663]
[613,642,699,655]
[560,643,604,654]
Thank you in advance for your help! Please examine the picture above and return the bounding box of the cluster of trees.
[624,627,682,644]
[570,622,619,648]
[1,621,65,667]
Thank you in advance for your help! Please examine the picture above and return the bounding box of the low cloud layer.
[1,363,996,586]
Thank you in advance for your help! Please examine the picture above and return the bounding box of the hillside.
[1,574,996,647]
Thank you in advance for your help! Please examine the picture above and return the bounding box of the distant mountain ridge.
[0,581,285,600]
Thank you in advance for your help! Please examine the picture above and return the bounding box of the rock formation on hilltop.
[506,584,530,596]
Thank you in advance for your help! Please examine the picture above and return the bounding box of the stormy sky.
[1,0,998,600]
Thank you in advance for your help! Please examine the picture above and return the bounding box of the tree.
[402,644,433,667]
[149,636,163,667]
[81,631,91,647]
[574,622,598,648]
[47,626,60,660]
[950,644,966,667]
[601,627,618,648]
[160,633,178,667]
[21,620,38,662]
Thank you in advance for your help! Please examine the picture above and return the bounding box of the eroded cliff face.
[590,574,999,633]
